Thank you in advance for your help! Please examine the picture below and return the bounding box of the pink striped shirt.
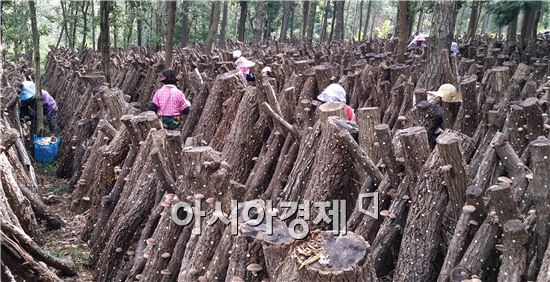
[152,85,189,116]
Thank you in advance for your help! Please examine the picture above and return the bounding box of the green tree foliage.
[1,1,54,59]
[487,1,523,27]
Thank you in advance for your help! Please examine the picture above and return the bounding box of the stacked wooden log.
[12,35,550,281]
[1,55,77,280]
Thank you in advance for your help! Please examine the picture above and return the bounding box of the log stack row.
[4,35,550,281]
[1,53,77,281]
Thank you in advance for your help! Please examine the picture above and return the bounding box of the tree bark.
[333,0,345,41]
[302,1,310,37]
[507,14,518,42]
[254,0,266,44]
[498,220,528,282]
[165,0,176,67]
[467,2,480,39]
[306,1,318,44]
[531,137,550,277]
[29,0,44,134]
[99,0,111,83]
[364,0,372,40]
[204,1,221,53]
[180,0,190,47]
[280,1,291,42]
[397,1,408,63]
[417,0,458,90]
[357,0,364,40]
[137,18,143,47]
[81,1,91,49]
[520,5,537,50]
[218,0,229,45]
[237,1,247,42]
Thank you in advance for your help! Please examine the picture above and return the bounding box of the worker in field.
[450,41,460,56]
[149,69,191,130]
[19,81,59,136]
[233,50,256,82]
[317,83,356,122]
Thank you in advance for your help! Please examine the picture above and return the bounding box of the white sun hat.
[317,83,346,103]
[235,57,255,68]
[427,83,462,103]
[232,50,242,59]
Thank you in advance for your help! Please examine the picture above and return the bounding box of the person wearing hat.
[233,51,256,82]
[317,83,356,122]
[149,69,191,130]
[427,83,462,103]
[19,81,59,136]
[450,42,460,56]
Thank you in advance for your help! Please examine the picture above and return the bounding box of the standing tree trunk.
[165,0,176,67]
[29,0,44,135]
[333,0,345,41]
[507,14,518,42]
[81,1,90,49]
[99,0,110,83]
[218,1,229,45]
[418,0,458,90]
[180,0,190,47]
[238,1,247,42]
[397,0,408,62]
[280,1,291,42]
[254,0,266,44]
[306,0,318,43]
[467,2,480,39]
[137,18,143,47]
[204,1,221,53]
[289,2,296,40]
[320,0,330,42]
[60,0,69,47]
[91,0,96,50]
[363,0,372,40]
[369,6,376,40]
[302,1,310,37]
[124,2,134,47]
[155,1,164,50]
[358,0,364,40]
[416,3,424,35]
[70,1,79,50]
[531,10,541,38]
[329,0,337,42]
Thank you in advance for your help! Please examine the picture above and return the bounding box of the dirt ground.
[35,162,94,282]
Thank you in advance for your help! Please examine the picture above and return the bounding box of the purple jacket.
[41,91,58,116]
[21,90,58,118]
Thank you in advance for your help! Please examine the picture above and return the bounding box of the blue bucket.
[34,135,61,163]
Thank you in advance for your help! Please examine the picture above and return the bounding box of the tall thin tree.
[306,0,318,43]
[29,0,44,135]
[165,0,176,67]
[358,0,364,41]
[397,1,408,63]
[99,0,110,83]
[320,0,330,42]
[81,1,91,49]
[218,1,229,45]
[364,0,372,40]
[204,1,221,53]
[238,1,247,41]
[302,1,310,37]
[254,0,266,44]
[467,2,481,39]
[180,0,190,46]
[333,0,345,41]
[416,2,424,35]
[280,1,292,42]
